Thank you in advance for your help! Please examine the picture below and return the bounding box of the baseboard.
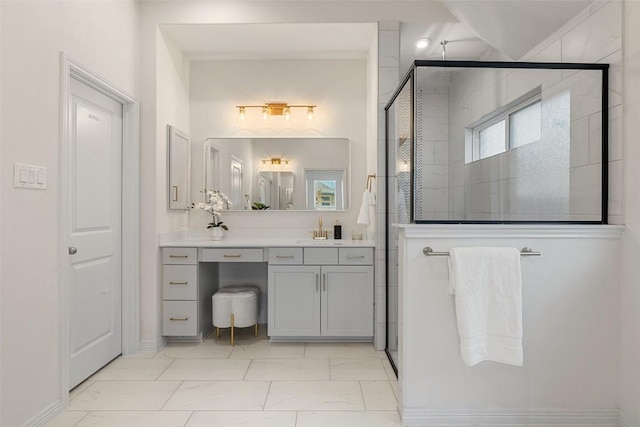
[269,337,373,343]
[620,409,640,427]
[399,408,620,425]
[20,399,62,427]
[138,336,167,353]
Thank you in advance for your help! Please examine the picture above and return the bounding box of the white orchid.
[193,190,232,230]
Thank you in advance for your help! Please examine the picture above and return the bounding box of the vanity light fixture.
[261,157,290,168]
[237,102,316,120]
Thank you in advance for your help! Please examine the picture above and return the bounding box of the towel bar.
[422,247,541,257]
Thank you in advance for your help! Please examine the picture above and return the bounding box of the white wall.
[157,29,190,233]
[397,225,622,425]
[620,1,640,424]
[135,28,192,349]
[187,58,368,236]
[0,1,3,423]
[0,2,139,426]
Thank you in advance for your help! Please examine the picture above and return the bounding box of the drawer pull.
[346,255,366,259]
[169,317,189,321]
[169,255,189,258]
[276,255,295,259]
[223,254,242,258]
[169,281,188,285]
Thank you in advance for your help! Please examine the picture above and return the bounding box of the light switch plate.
[14,163,47,190]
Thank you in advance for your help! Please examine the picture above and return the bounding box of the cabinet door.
[168,125,190,210]
[268,266,320,336]
[321,266,374,337]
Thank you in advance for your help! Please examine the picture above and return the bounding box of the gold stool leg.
[230,313,235,346]
[216,327,220,339]
[255,323,258,337]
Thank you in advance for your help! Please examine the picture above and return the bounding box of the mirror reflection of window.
[314,180,337,210]
[305,169,345,210]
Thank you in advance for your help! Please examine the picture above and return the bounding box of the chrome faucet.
[313,217,328,240]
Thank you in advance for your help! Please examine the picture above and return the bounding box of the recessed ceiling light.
[415,38,431,49]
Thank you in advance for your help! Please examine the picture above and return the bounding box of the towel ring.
[366,174,376,191]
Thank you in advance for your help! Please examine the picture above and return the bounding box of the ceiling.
[160,1,594,69]
[161,23,377,61]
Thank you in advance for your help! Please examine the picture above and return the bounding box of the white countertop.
[160,237,376,248]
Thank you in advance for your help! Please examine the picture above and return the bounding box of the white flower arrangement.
[193,190,232,230]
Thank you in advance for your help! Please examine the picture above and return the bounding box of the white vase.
[210,227,224,240]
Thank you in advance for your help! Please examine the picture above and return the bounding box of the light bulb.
[283,107,291,120]
[262,106,269,121]
[238,107,245,120]
[307,106,315,120]
[416,38,431,49]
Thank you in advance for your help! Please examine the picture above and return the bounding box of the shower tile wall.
[375,21,401,350]
[416,70,450,220]
[523,0,622,224]
[414,0,622,223]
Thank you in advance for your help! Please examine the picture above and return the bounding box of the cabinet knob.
[68,247,78,255]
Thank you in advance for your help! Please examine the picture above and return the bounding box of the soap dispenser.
[334,220,342,240]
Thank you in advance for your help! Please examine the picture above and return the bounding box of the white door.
[68,78,123,388]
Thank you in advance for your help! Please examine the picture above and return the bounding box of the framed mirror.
[203,137,350,211]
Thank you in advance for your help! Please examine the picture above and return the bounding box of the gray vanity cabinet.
[268,247,374,339]
[162,247,216,340]
[162,247,199,337]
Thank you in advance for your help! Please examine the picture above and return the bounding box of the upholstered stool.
[211,286,259,345]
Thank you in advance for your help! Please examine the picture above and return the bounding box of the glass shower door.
[385,74,413,374]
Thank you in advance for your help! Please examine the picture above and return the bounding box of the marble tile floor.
[46,327,402,427]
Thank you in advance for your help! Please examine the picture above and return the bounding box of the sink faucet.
[313,217,328,240]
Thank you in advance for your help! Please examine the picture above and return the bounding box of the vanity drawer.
[339,247,373,265]
[269,248,303,264]
[163,300,198,336]
[199,248,264,263]
[304,247,338,265]
[163,247,198,265]
[163,265,197,300]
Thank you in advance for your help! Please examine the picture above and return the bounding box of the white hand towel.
[448,247,523,367]
[357,189,372,224]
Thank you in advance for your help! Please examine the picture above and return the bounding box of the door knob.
[68,247,78,255]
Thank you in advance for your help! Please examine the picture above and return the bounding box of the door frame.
[58,53,140,404]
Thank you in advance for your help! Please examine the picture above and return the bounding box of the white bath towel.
[448,247,523,367]
[357,189,374,224]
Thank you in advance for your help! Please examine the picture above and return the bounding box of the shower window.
[470,89,542,162]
